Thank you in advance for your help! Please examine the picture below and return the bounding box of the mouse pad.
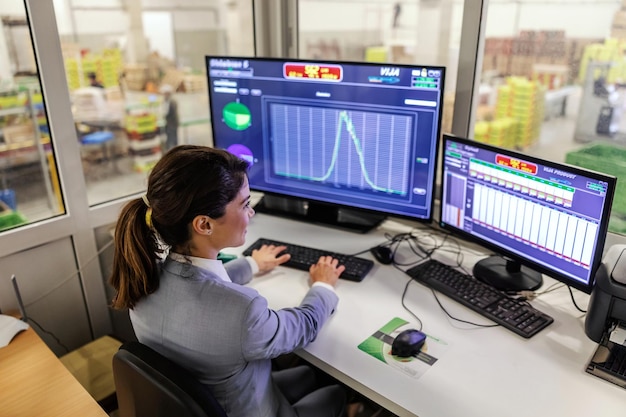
[357,317,449,379]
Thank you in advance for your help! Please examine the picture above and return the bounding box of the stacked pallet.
[475,77,544,149]
[62,47,124,91]
[125,107,162,172]
[474,118,518,149]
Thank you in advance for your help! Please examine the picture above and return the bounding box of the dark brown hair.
[109,145,248,309]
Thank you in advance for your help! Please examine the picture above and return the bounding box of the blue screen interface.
[441,135,615,290]
[206,57,445,221]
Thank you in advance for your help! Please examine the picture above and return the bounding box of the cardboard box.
[612,11,626,38]
[160,68,185,92]
[533,64,569,90]
[3,123,34,144]
[183,74,207,93]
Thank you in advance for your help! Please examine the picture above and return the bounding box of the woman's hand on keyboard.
[252,244,291,273]
[309,256,345,287]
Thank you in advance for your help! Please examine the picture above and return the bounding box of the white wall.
[73,10,128,34]
[0,0,30,15]
[299,0,620,39]
[31,0,221,35]
[0,0,621,40]
[300,1,420,32]
[143,11,174,59]
[172,10,218,30]
[485,1,620,38]
[143,0,219,6]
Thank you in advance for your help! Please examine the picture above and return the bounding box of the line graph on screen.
[269,103,413,195]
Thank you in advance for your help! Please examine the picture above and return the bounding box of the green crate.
[0,211,27,231]
[565,144,626,232]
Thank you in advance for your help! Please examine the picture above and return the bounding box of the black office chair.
[112,341,228,417]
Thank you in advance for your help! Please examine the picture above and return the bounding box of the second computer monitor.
[440,134,616,293]
[206,57,445,231]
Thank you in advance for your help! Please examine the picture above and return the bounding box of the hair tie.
[141,195,154,229]
[145,207,154,229]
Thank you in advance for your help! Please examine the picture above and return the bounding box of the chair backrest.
[112,341,228,417]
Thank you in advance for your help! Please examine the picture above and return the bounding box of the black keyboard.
[406,259,554,338]
[242,238,374,282]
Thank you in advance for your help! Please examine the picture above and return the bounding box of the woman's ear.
[191,215,213,236]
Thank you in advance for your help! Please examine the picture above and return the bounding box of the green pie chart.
[223,102,251,131]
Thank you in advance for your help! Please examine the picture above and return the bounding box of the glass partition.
[297,0,464,137]
[476,0,626,235]
[53,0,254,206]
[0,2,64,232]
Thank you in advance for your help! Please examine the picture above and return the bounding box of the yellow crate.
[125,114,157,133]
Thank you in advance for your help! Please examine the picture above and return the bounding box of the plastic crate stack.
[101,49,123,88]
[125,111,161,172]
[64,57,81,91]
[81,54,99,86]
[63,48,124,91]
[494,84,511,120]
[495,77,545,149]
[474,121,489,143]
[473,118,518,148]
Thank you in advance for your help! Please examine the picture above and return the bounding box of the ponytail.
[109,198,163,309]
[109,145,249,309]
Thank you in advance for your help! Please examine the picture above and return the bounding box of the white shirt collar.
[169,252,232,282]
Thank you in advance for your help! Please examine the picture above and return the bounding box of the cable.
[19,239,115,353]
[400,277,423,331]
[567,286,587,313]
[25,239,114,308]
[388,229,500,330]
[348,231,412,257]
[422,223,589,316]
[348,247,374,257]
[429,288,500,329]
[521,281,585,313]
[381,227,545,330]
[519,281,564,301]
[398,229,508,329]
[27,316,70,353]
[386,229,438,267]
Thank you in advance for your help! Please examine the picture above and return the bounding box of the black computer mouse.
[371,245,393,264]
[391,329,426,358]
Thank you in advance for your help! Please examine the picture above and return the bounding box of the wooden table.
[0,326,108,417]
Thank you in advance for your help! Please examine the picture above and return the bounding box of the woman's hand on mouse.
[251,244,291,274]
[309,256,345,287]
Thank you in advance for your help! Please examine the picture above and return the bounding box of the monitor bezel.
[206,55,447,226]
[438,134,617,293]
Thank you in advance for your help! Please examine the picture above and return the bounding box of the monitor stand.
[472,255,543,292]
[254,195,385,233]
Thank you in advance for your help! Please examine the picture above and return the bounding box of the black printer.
[585,244,626,388]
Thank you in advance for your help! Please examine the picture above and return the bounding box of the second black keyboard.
[242,238,374,282]
[406,259,554,338]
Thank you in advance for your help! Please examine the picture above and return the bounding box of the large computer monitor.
[440,134,616,293]
[206,57,445,232]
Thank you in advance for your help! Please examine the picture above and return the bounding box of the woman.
[109,145,347,417]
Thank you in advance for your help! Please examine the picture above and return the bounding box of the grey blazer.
[130,257,339,417]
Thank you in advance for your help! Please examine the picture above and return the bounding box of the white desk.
[226,213,626,417]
